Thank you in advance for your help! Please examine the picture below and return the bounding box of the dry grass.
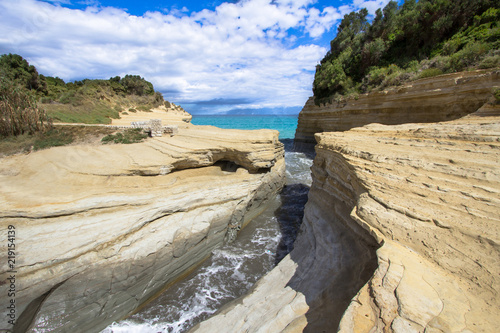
[0,125,116,157]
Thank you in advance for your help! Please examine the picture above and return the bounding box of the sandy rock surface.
[295,70,499,143]
[193,70,499,332]
[0,126,285,332]
[329,116,500,332]
[111,105,192,126]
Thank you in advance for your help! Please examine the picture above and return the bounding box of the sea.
[191,114,299,140]
[102,114,313,333]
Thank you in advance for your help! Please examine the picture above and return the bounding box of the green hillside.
[0,54,172,154]
[0,53,167,124]
[313,0,500,104]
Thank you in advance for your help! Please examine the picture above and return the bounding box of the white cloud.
[352,0,392,14]
[0,0,390,114]
[305,6,342,38]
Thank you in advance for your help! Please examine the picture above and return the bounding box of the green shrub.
[362,64,412,92]
[137,105,152,112]
[101,128,148,144]
[120,75,154,96]
[383,70,413,88]
[493,88,500,101]
[405,60,420,72]
[361,38,387,68]
[419,68,444,79]
[450,42,490,71]
[478,53,500,68]
[313,59,347,98]
[33,127,74,150]
[128,108,137,112]
[101,133,118,144]
[442,38,463,56]
[364,66,389,89]
[420,55,452,73]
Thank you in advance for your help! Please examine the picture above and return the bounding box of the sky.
[0,0,393,114]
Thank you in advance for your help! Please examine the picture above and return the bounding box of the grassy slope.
[0,57,176,154]
[41,78,164,124]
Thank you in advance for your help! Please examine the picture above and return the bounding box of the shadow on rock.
[280,138,316,159]
[273,183,310,264]
[284,180,379,332]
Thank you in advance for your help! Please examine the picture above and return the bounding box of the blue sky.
[1,0,393,114]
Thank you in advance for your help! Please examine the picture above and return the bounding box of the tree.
[361,38,387,70]
[312,0,499,103]
[120,75,155,96]
[0,54,47,94]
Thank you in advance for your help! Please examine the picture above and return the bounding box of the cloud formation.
[0,0,390,114]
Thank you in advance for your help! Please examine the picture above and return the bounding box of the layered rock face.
[193,114,500,333]
[190,171,379,332]
[0,126,285,332]
[295,70,499,143]
[332,115,500,332]
[193,71,499,332]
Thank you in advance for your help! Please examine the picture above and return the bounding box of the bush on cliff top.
[314,0,500,104]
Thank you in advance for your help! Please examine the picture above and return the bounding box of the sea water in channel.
[102,115,313,333]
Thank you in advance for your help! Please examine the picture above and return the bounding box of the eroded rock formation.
[295,70,499,144]
[332,114,500,332]
[193,71,499,332]
[0,126,285,332]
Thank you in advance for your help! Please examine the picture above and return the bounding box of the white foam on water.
[285,151,313,186]
[103,220,281,333]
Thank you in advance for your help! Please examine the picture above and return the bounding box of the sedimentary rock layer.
[194,112,500,332]
[0,126,285,332]
[332,115,500,332]
[190,180,378,333]
[295,70,500,143]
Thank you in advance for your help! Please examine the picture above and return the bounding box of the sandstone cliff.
[0,126,285,332]
[193,71,499,332]
[295,70,499,144]
[322,114,500,332]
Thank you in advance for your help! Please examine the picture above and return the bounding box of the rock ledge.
[0,126,285,332]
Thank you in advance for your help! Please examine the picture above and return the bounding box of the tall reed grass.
[0,78,52,137]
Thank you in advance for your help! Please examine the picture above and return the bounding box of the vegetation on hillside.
[40,74,165,124]
[313,0,500,104]
[0,76,52,137]
[0,125,118,156]
[0,54,179,154]
[0,54,167,124]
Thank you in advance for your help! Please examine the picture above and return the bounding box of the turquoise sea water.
[191,115,298,139]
